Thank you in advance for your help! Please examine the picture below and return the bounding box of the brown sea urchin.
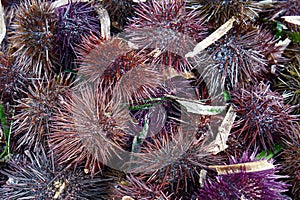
[12,74,71,152]
[8,0,57,77]
[48,84,131,175]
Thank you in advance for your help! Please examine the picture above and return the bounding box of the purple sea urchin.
[8,0,57,77]
[126,125,225,199]
[279,132,300,199]
[125,0,207,73]
[99,0,136,33]
[230,82,298,151]
[55,1,100,69]
[196,150,289,200]
[0,148,110,199]
[0,52,28,106]
[188,0,263,28]
[201,25,284,90]
[275,56,300,114]
[113,174,172,200]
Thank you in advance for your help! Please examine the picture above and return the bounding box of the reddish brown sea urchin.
[12,74,71,152]
[8,0,57,77]
[77,34,165,104]
[125,0,207,73]
[76,34,132,86]
[48,84,131,175]
[126,0,207,45]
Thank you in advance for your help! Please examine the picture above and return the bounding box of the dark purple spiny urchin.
[55,1,100,69]
[99,0,137,33]
[0,52,28,106]
[113,174,172,200]
[0,148,111,199]
[12,74,72,152]
[275,56,300,114]
[188,0,263,28]
[278,132,300,199]
[200,25,285,92]
[8,0,57,77]
[125,0,207,73]
[230,82,299,151]
[125,125,226,199]
[196,150,290,200]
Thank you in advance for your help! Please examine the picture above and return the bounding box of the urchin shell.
[196,151,290,200]
[230,82,298,151]
[0,148,110,199]
[8,0,57,77]
[55,1,100,69]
